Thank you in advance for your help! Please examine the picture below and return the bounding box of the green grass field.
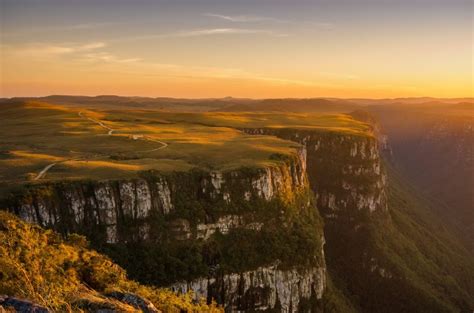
[0,100,371,195]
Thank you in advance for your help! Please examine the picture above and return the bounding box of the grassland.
[0,100,371,197]
[0,211,221,312]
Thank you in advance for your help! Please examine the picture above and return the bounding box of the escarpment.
[172,262,326,313]
[8,148,309,243]
[241,127,396,309]
[6,147,327,312]
[241,128,388,220]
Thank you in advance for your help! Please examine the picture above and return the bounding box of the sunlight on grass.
[10,150,65,162]
[63,160,142,171]
[0,100,372,188]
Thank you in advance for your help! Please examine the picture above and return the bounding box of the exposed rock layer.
[241,128,388,221]
[172,263,326,313]
[7,128,388,312]
[8,147,327,312]
[10,149,308,244]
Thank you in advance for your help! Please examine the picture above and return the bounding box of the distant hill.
[3,95,472,114]
[2,95,361,113]
[215,98,359,113]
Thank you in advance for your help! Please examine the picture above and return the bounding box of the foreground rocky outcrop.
[0,211,220,313]
[0,295,49,313]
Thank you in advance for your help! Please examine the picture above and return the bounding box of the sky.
[0,0,472,98]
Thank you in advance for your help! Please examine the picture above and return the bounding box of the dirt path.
[34,163,57,180]
[78,111,114,135]
[140,137,168,152]
[33,112,169,181]
[78,111,167,150]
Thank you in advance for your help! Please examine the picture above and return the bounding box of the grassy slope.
[0,101,370,200]
[2,99,472,311]
[0,101,296,195]
[0,211,221,312]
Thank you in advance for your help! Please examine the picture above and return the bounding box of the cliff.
[5,106,471,313]
[241,128,388,220]
[6,147,327,312]
[238,125,474,313]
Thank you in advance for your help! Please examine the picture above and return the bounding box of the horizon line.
[2,94,473,101]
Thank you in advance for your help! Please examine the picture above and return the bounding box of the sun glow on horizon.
[1,0,472,98]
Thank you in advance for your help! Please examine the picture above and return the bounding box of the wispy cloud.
[82,52,141,63]
[66,22,116,30]
[205,13,335,30]
[7,41,140,64]
[174,28,287,37]
[95,60,341,89]
[204,13,288,23]
[111,28,288,42]
[17,42,106,56]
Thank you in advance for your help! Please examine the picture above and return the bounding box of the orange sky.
[1,0,472,98]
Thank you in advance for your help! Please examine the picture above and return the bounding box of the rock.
[171,264,326,313]
[0,295,49,313]
[105,292,159,313]
[11,148,310,244]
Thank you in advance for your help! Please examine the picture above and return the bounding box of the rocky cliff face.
[241,127,392,310]
[11,149,305,240]
[241,128,388,221]
[172,262,326,313]
[7,147,326,312]
[6,126,390,312]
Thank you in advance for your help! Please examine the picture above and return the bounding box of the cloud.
[17,42,107,56]
[174,28,287,37]
[82,52,141,63]
[111,28,288,42]
[6,41,139,65]
[108,61,340,89]
[79,42,107,50]
[204,13,288,23]
[67,22,116,30]
[204,13,334,30]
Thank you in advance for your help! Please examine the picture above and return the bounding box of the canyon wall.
[241,128,388,220]
[6,127,391,312]
[6,147,327,312]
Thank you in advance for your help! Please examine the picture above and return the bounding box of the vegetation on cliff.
[3,98,472,312]
[100,190,324,286]
[0,211,221,312]
[324,165,474,313]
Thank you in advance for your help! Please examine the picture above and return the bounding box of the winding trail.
[78,111,114,135]
[140,137,168,152]
[32,112,169,181]
[78,111,167,151]
[34,163,57,180]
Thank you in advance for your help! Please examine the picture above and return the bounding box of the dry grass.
[0,100,371,191]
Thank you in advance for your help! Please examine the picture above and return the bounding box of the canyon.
[1,100,473,312]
